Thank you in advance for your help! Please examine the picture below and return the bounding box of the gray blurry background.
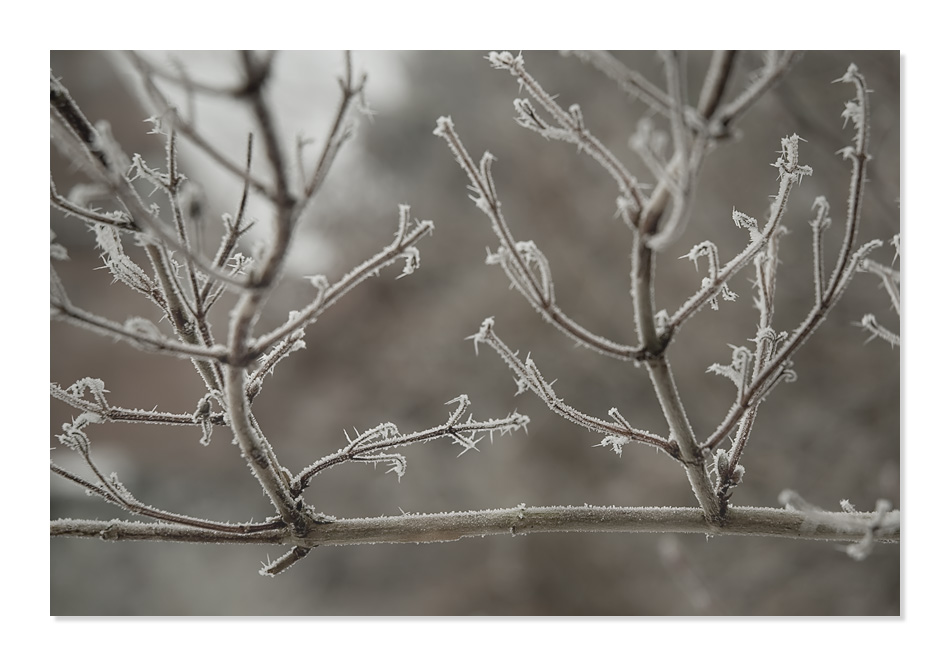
[50,51,900,615]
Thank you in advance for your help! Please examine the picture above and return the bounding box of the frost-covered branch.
[857,234,900,347]
[487,51,645,210]
[295,394,530,490]
[250,205,433,357]
[125,51,277,201]
[50,51,442,573]
[50,283,229,363]
[434,116,646,361]
[665,134,811,341]
[712,227,788,513]
[567,51,679,121]
[779,491,899,561]
[50,378,227,429]
[703,66,881,455]
[51,502,900,548]
[50,413,283,535]
[52,52,898,586]
[858,314,900,348]
[468,318,675,458]
[301,51,367,204]
[51,74,248,292]
[50,179,136,231]
[630,51,738,250]
[571,51,796,251]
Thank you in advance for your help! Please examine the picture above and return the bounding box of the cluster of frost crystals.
[392,204,429,279]
[681,241,737,311]
[707,345,752,397]
[772,133,813,182]
[486,51,523,71]
[57,411,101,452]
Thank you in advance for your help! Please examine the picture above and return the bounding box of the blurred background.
[50,51,899,615]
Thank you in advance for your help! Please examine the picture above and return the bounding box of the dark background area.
[50,51,899,615]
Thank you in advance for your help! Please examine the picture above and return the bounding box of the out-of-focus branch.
[50,288,229,363]
[125,51,277,201]
[710,51,799,136]
[567,51,677,120]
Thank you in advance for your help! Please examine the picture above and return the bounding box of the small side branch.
[51,291,229,364]
[50,418,284,537]
[50,179,136,231]
[469,318,675,458]
[779,491,899,561]
[567,51,677,121]
[301,51,367,205]
[487,51,644,210]
[711,51,799,135]
[250,205,434,357]
[125,51,277,201]
[858,314,900,348]
[295,393,530,489]
[857,233,900,347]
[666,135,811,340]
[434,116,646,361]
[51,379,226,427]
[703,66,877,453]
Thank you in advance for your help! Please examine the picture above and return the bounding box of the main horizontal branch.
[51,504,899,548]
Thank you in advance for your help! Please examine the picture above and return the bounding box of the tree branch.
[51,504,900,549]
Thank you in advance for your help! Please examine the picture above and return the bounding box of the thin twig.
[702,66,876,453]
[51,294,229,363]
[124,51,277,201]
[295,394,530,490]
[250,206,434,357]
[434,116,647,361]
[567,51,678,122]
[469,318,675,458]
